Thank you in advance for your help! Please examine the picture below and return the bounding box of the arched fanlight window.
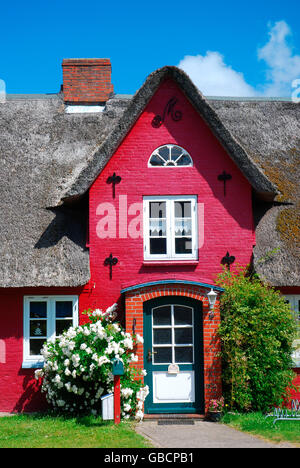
[148,145,193,167]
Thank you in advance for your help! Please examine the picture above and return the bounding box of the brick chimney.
[62,58,114,103]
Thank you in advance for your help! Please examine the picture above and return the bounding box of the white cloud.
[258,21,300,97]
[177,21,300,97]
[177,51,257,97]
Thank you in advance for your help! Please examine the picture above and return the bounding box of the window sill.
[143,260,199,266]
[22,361,44,369]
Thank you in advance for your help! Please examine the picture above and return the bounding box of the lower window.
[285,295,300,367]
[23,295,78,368]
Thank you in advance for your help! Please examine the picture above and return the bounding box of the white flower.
[136,386,149,402]
[121,388,134,398]
[64,359,70,367]
[123,337,133,350]
[141,369,147,376]
[135,334,144,344]
[56,400,65,407]
[34,369,44,380]
[71,354,80,368]
[65,367,71,376]
[80,343,87,350]
[130,353,138,362]
[123,403,131,412]
[135,410,144,421]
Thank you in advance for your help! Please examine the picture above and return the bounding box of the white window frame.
[23,295,78,368]
[284,295,300,368]
[148,144,193,168]
[143,195,198,261]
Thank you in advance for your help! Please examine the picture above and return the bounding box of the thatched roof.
[0,93,128,287]
[209,99,300,286]
[0,66,299,287]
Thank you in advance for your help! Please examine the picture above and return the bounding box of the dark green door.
[143,296,204,414]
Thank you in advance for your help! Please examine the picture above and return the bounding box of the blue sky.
[0,0,300,96]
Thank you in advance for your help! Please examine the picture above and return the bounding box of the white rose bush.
[35,304,149,420]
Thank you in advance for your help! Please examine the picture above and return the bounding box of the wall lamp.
[207,288,218,319]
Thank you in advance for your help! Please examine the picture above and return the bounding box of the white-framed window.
[148,145,193,167]
[284,295,300,368]
[143,195,198,261]
[23,295,78,368]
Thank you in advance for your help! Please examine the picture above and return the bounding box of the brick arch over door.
[123,282,222,412]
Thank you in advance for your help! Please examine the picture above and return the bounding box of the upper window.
[148,145,193,167]
[143,195,198,261]
[23,295,78,368]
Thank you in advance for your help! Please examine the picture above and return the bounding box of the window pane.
[30,339,45,356]
[149,219,166,237]
[30,302,47,318]
[150,238,167,255]
[56,319,73,336]
[153,306,171,326]
[171,146,183,161]
[175,347,193,363]
[158,146,170,162]
[175,201,191,218]
[30,320,47,337]
[175,237,192,254]
[153,347,172,364]
[56,301,73,318]
[174,219,192,236]
[150,154,164,166]
[175,328,193,345]
[177,154,192,166]
[153,328,172,345]
[174,306,193,325]
[150,202,166,219]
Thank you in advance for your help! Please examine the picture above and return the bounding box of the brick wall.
[124,283,222,413]
[62,58,114,103]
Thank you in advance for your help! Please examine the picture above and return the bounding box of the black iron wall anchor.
[107,173,121,198]
[152,97,182,128]
[104,253,118,280]
[218,171,232,196]
[221,252,236,270]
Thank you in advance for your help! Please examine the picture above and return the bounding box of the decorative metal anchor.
[218,171,232,196]
[221,252,236,270]
[104,253,118,280]
[107,173,121,198]
[152,97,182,128]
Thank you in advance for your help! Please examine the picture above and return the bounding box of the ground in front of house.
[0,414,151,448]
[0,412,299,448]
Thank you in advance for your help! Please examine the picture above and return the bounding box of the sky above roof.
[0,0,299,97]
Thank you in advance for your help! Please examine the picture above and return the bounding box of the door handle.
[147,349,157,361]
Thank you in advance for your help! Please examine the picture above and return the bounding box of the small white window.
[143,196,198,261]
[23,295,78,368]
[148,145,193,167]
[284,295,300,368]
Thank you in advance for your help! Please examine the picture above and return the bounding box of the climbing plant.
[217,266,296,412]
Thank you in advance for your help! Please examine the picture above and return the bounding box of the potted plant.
[208,397,224,422]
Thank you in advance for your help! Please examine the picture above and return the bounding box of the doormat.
[157,420,195,425]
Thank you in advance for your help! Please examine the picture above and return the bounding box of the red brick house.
[0,59,299,414]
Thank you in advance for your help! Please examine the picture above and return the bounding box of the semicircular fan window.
[149,145,193,167]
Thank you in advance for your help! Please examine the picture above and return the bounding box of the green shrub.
[217,267,296,412]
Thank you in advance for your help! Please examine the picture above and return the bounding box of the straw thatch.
[0,66,299,287]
